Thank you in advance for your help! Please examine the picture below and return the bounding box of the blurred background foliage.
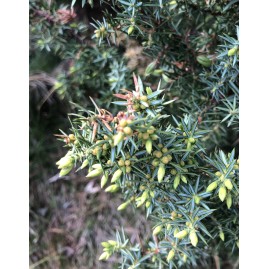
[29,0,238,268]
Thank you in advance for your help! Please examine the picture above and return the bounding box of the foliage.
[30,0,239,268]
[55,75,239,268]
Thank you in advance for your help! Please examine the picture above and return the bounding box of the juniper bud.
[228,46,238,56]
[95,31,100,38]
[150,134,158,140]
[189,230,198,247]
[92,163,102,169]
[146,201,151,208]
[105,184,119,193]
[111,169,122,183]
[127,25,134,35]
[226,193,232,209]
[117,200,130,211]
[194,195,201,204]
[173,228,179,236]
[219,186,227,202]
[57,156,74,169]
[113,132,124,146]
[59,165,73,177]
[100,26,106,33]
[99,252,110,261]
[173,174,180,189]
[108,240,117,246]
[224,179,233,190]
[80,159,89,169]
[181,175,188,184]
[101,173,108,188]
[158,164,166,182]
[219,231,225,241]
[101,242,110,248]
[236,240,239,248]
[167,249,175,262]
[146,86,152,94]
[146,139,152,154]
[136,199,145,208]
[206,181,218,192]
[175,229,188,239]
[153,69,163,76]
[152,225,162,235]
[141,190,149,199]
[86,168,103,178]
[169,0,177,5]
[149,190,155,198]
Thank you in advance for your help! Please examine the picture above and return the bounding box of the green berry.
[142,133,149,140]
[126,166,132,173]
[155,151,163,158]
[123,126,133,135]
[125,160,131,166]
[119,119,128,127]
[118,159,125,167]
[161,156,169,164]
[162,147,168,153]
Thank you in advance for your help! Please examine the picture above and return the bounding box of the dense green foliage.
[30,0,239,268]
